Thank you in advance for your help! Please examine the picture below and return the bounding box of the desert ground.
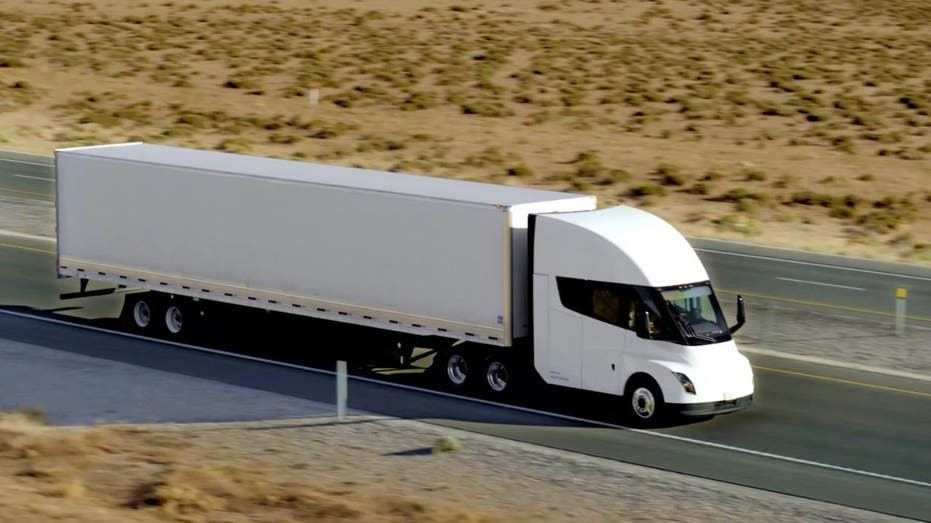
[0,0,929,262]
[0,410,910,523]
[0,1,928,520]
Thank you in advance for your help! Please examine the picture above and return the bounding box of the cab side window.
[592,288,621,325]
[556,277,630,329]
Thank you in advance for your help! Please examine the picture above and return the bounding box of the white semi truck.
[55,143,753,423]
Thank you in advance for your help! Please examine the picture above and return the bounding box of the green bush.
[717,188,768,203]
[573,151,605,179]
[460,100,515,117]
[216,137,253,153]
[400,91,437,111]
[714,214,761,235]
[507,164,534,178]
[741,168,767,181]
[0,57,25,67]
[788,191,836,207]
[176,113,209,128]
[656,163,686,186]
[222,77,261,90]
[685,182,709,195]
[858,210,906,232]
[829,207,855,219]
[830,135,855,153]
[628,184,666,198]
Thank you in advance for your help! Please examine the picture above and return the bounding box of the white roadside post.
[308,86,320,106]
[336,360,347,420]
[895,288,907,336]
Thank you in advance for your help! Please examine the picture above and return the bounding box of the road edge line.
[0,230,56,242]
[740,347,931,383]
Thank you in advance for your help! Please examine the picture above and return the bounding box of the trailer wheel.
[624,376,665,426]
[483,355,512,396]
[443,349,471,390]
[164,303,185,335]
[132,299,153,330]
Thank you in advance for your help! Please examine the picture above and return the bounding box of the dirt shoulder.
[0,412,909,522]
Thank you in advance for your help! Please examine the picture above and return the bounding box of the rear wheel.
[482,354,513,397]
[164,303,185,335]
[132,298,153,330]
[624,376,665,426]
[441,348,471,390]
[123,293,159,332]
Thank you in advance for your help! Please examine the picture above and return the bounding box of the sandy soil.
[0,0,929,264]
[0,411,912,523]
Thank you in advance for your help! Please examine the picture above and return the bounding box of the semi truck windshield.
[659,283,731,345]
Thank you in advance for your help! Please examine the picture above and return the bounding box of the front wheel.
[625,377,665,426]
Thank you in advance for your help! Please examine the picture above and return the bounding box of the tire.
[440,348,472,391]
[164,302,185,336]
[482,354,513,397]
[125,294,156,332]
[624,376,665,426]
[162,297,203,338]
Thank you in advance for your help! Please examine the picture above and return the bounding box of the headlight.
[674,372,696,394]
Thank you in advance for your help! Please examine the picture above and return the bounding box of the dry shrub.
[0,411,111,461]
[130,468,228,514]
[43,478,87,499]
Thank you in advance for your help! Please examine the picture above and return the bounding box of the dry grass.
[0,0,929,262]
[0,411,500,523]
[0,410,905,523]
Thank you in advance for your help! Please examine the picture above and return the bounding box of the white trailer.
[56,143,753,424]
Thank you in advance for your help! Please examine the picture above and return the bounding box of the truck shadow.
[0,305,710,430]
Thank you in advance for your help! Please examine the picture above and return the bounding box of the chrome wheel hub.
[446,354,468,386]
[631,387,656,419]
[486,361,508,392]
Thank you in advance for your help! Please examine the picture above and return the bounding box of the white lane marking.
[1,308,929,491]
[14,174,55,181]
[0,158,53,167]
[776,277,867,291]
[0,230,55,242]
[696,248,931,282]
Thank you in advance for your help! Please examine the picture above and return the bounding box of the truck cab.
[531,206,754,423]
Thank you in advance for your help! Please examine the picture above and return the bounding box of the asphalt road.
[693,238,931,320]
[1,310,929,520]
[1,231,930,519]
[1,150,930,519]
[0,151,54,200]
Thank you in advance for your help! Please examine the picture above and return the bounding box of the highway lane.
[0,152,55,200]
[0,317,341,425]
[2,239,931,519]
[693,238,931,319]
[1,310,929,520]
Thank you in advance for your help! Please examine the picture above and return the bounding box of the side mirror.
[636,310,653,339]
[729,295,746,334]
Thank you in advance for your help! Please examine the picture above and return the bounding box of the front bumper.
[672,394,753,416]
